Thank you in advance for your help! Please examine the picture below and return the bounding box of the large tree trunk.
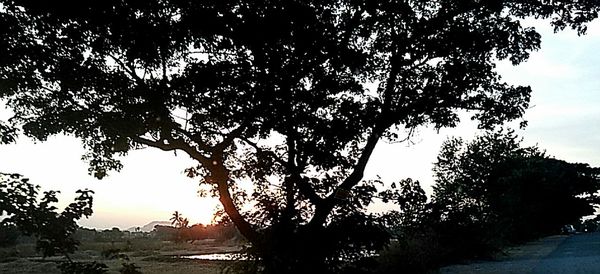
[211,163,261,244]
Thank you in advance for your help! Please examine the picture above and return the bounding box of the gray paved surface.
[531,232,600,274]
[439,233,600,274]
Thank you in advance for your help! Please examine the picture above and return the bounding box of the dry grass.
[0,257,228,274]
[0,239,239,274]
[0,258,60,274]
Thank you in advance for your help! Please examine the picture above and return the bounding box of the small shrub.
[377,233,442,274]
[57,261,108,274]
[120,262,143,274]
[101,248,123,259]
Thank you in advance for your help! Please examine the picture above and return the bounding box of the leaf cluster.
[0,172,94,258]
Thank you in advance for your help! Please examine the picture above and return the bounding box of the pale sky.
[1,19,599,230]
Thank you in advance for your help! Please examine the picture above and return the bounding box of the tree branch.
[281,135,299,224]
[133,134,260,243]
[107,54,145,85]
[239,137,288,167]
[208,160,261,244]
[170,126,214,152]
[307,49,402,228]
[131,136,211,166]
[297,177,324,206]
[307,128,381,228]
[213,124,246,152]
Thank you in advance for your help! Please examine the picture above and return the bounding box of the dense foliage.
[433,130,600,242]
[56,261,108,274]
[154,222,242,243]
[1,1,599,272]
[0,172,95,258]
[0,172,110,273]
[377,130,600,273]
[0,223,20,247]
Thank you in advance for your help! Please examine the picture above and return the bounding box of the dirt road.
[439,232,600,274]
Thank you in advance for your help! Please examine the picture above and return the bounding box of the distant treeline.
[0,222,242,247]
[153,223,242,243]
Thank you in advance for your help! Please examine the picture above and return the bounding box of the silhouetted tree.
[0,172,107,273]
[0,172,95,259]
[180,217,189,228]
[432,130,600,243]
[377,179,438,273]
[1,1,599,272]
[170,211,184,228]
[377,132,600,273]
[152,225,179,241]
[380,178,428,231]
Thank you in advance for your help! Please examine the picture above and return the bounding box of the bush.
[376,231,442,274]
[101,248,123,259]
[57,261,108,274]
[0,224,20,247]
[120,262,142,274]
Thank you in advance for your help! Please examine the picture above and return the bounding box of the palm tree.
[181,218,189,228]
[170,211,183,228]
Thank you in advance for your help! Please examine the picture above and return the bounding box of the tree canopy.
[433,130,600,242]
[0,172,94,258]
[374,131,600,272]
[1,0,599,272]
